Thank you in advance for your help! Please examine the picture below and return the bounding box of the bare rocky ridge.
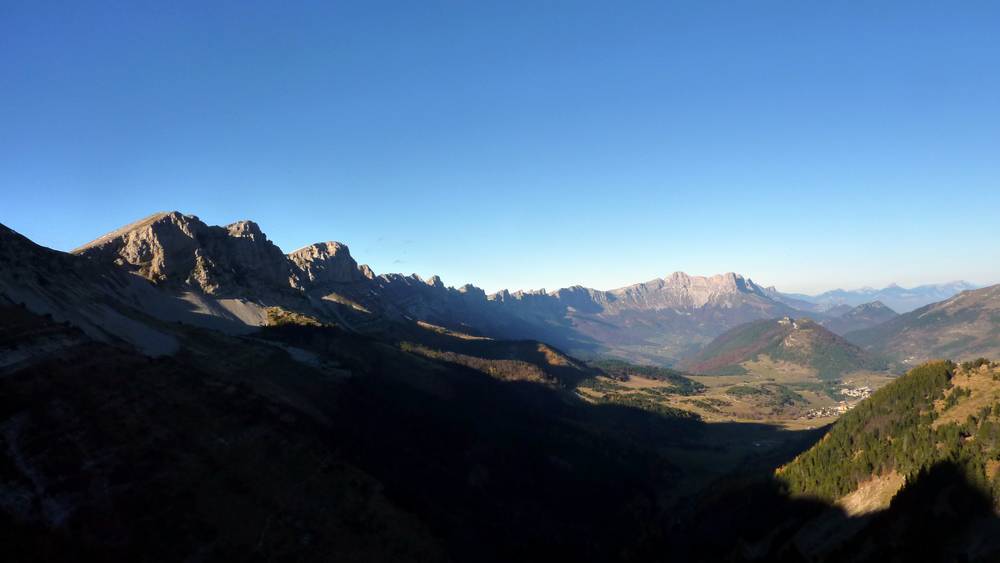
[74,212,296,296]
[28,212,1000,369]
[604,271,772,310]
[289,241,366,287]
[60,212,810,363]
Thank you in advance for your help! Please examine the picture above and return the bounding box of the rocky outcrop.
[73,212,204,283]
[74,212,294,296]
[288,242,364,288]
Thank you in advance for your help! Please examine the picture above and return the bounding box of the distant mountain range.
[5,211,994,370]
[61,212,805,364]
[819,301,899,336]
[778,281,979,314]
[846,284,1000,367]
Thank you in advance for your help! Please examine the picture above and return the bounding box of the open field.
[578,354,899,429]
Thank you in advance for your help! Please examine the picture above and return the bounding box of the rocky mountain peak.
[74,212,293,296]
[662,271,756,292]
[225,220,266,239]
[605,271,768,310]
[288,241,363,287]
[492,289,513,302]
[457,284,487,300]
[73,211,208,283]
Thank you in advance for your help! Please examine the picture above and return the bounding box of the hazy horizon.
[3,2,999,294]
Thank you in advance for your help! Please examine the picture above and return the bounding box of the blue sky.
[2,1,999,294]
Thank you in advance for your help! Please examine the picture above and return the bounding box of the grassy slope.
[683,318,880,380]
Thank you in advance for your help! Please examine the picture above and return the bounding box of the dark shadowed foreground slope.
[0,302,829,562]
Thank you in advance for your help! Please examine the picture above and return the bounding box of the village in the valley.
[801,384,873,420]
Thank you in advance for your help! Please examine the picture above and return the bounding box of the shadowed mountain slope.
[0,295,813,561]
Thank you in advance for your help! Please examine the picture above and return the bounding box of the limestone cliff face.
[73,212,204,283]
[203,219,295,292]
[605,272,771,311]
[73,211,378,301]
[74,212,294,296]
[288,242,364,288]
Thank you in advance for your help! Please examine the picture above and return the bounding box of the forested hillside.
[779,359,1000,503]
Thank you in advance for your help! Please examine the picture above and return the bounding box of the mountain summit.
[73,212,295,296]
[601,272,771,310]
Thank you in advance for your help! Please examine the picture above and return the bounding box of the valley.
[1,213,998,562]
[6,4,1000,560]
[577,356,895,428]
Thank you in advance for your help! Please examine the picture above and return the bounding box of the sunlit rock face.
[288,241,364,288]
[74,211,294,296]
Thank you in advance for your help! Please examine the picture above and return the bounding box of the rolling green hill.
[680,317,884,380]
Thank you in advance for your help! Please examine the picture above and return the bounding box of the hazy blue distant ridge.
[779,281,978,314]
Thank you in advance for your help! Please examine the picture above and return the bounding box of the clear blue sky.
[2,1,999,294]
